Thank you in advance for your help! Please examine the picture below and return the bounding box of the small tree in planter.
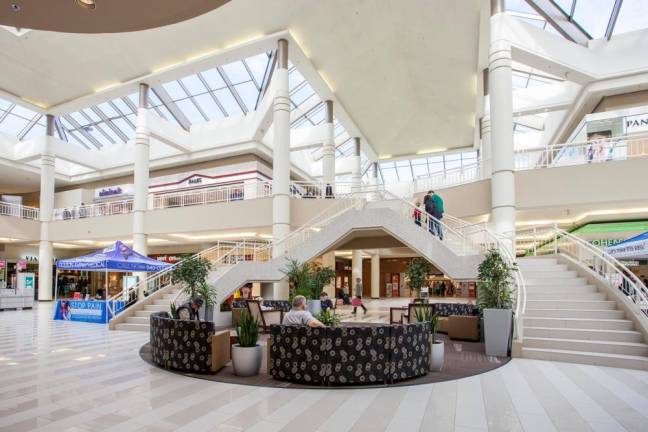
[315,309,341,326]
[406,258,431,298]
[170,257,213,320]
[477,249,516,357]
[415,307,444,371]
[232,311,262,376]
[282,259,335,315]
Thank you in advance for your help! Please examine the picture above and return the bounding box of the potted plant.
[415,307,444,371]
[171,257,213,320]
[477,249,515,357]
[406,258,431,298]
[315,309,341,327]
[282,259,335,315]
[232,310,262,376]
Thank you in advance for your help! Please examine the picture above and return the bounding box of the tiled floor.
[1,304,648,432]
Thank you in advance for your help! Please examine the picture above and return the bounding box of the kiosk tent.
[606,231,648,260]
[54,241,171,323]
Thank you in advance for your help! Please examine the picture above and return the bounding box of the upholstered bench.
[433,303,480,341]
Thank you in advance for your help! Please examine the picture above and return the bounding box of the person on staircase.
[425,190,444,240]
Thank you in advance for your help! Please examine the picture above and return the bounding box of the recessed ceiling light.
[75,0,96,10]
[11,4,21,12]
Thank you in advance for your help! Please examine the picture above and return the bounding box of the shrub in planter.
[477,249,516,357]
[315,309,341,327]
[415,306,444,371]
[406,258,431,298]
[170,257,215,321]
[282,259,336,315]
[232,311,262,376]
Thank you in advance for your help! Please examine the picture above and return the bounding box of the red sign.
[0,260,5,271]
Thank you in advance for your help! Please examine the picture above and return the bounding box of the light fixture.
[75,0,96,10]
[417,148,447,155]
[379,154,392,159]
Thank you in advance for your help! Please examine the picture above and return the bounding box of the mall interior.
[1,0,648,430]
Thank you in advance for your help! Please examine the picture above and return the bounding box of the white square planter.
[483,308,512,357]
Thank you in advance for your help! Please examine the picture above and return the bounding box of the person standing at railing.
[79,203,87,218]
[413,201,422,226]
[425,190,444,240]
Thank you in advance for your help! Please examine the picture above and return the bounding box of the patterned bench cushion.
[269,325,329,384]
[389,323,430,381]
[327,326,390,385]
[433,303,478,317]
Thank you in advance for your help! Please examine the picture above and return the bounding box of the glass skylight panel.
[381,166,398,183]
[614,0,648,35]
[180,75,208,96]
[175,99,205,124]
[22,120,45,140]
[201,69,227,90]
[0,114,30,136]
[234,81,259,111]
[554,0,575,15]
[193,93,224,120]
[221,62,250,85]
[162,81,188,100]
[573,0,616,39]
[111,98,135,115]
[214,88,243,116]
[244,53,271,84]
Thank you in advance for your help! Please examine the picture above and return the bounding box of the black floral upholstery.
[269,325,328,384]
[389,323,430,381]
[433,303,478,317]
[328,326,391,385]
[269,323,429,386]
[149,312,215,373]
[231,300,291,312]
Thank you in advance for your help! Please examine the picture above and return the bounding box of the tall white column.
[370,161,380,200]
[133,83,150,297]
[322,251,336,293]
[37,115,56,301]
[481,68,492,179]
[370,252,380,299]
[489,0,516,248]
[322,100,335,193]
[273,39,291,299]
[351,137,361,192]
[351,250,363,296]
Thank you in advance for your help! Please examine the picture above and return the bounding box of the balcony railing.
[53,199,133,220]
[0,202,39,220]
[150,181,272,210]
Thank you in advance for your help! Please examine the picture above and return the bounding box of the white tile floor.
[1,303,648,432]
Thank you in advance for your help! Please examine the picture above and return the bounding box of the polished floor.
[1,304,648,432]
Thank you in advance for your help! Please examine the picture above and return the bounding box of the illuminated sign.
[624,114,648,134]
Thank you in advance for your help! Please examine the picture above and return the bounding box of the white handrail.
[517,225,648,322]
[0,202,40,220]
[53,199,133,220]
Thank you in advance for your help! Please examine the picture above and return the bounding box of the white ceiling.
[0,0,482,158]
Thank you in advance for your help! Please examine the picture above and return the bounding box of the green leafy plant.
[169,302,177,318]
[171,257,212,300]
[414,307,440,344]
[194,283,218,308]
[282,259,336,300]
[477,249,515,310]
[315,309,341,326]
[236,311,259,347]
[406,258,432,295]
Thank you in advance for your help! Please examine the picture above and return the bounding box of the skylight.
[0,98,42,140]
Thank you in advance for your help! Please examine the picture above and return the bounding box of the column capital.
[278,38,288,69]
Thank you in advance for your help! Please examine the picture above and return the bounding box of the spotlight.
[75,0,96,10]
[11,4,21,12]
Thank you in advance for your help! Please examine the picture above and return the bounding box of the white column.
[322,100,335,193]
[370,161,380,200]
[273,39,291,299]
[370,251,380,299]
[322,251,336,293]
[351,250,363,296]
[38,115,56,301]
[133,83,150,297]
[481,67,492,179]
[489,1,516,249]
[351,137,361,192]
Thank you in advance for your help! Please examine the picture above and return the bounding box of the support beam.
[371,252,380,299]
[151,86,191,131]
[605,0,624,41]
[272,38,291,300]
[38,114,56,302]
[351,137,361,192]
[524,0,591,46]
[322,100,335,192]
[133,84,151,297]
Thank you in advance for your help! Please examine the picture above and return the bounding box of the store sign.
[17,259,27,271]
[187,177,203,185]
[94,184,133,200]
[0,260,5,271]
[624,114,648,134]
[591,239,624,248]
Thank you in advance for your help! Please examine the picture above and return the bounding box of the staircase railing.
[106,240,269,321]
[517,225,648,321]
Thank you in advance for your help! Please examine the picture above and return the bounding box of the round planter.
[430,340,444,371]
[232,344,262,377]
[308,299,322,316]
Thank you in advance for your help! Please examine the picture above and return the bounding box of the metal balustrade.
[0,202,39,220]
[53,200,133,220]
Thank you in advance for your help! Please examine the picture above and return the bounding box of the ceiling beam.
[151,86,191,131]
[524,0,591,46]
[90,106,129,142]
[62,114,102,149]
[605,0,624,40]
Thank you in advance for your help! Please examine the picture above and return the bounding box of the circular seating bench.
[268,322,430,386]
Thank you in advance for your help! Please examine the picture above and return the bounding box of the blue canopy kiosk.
[54,241,171,323]
[607,231,648,260]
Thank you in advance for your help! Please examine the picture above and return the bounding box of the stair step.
[154,299,173,306]
[526,300,615,309]
[524,337,648,356]
[525,285,597,294]
[523,317,634,331]
[519,258,558,266]
[144,305,169,312]
[525,278,589,287]
[126,317,150,325]
[523,271,577,279]
[523,309,625,319]
[524,327,643,343]
[526,293,607,302]
[114,323,150,332]
[521,347,648,370]
[134,310,155,317]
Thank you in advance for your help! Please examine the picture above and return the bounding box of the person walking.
[352,277,367,314]
[413,201,422,226]
[429,191,444,240]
